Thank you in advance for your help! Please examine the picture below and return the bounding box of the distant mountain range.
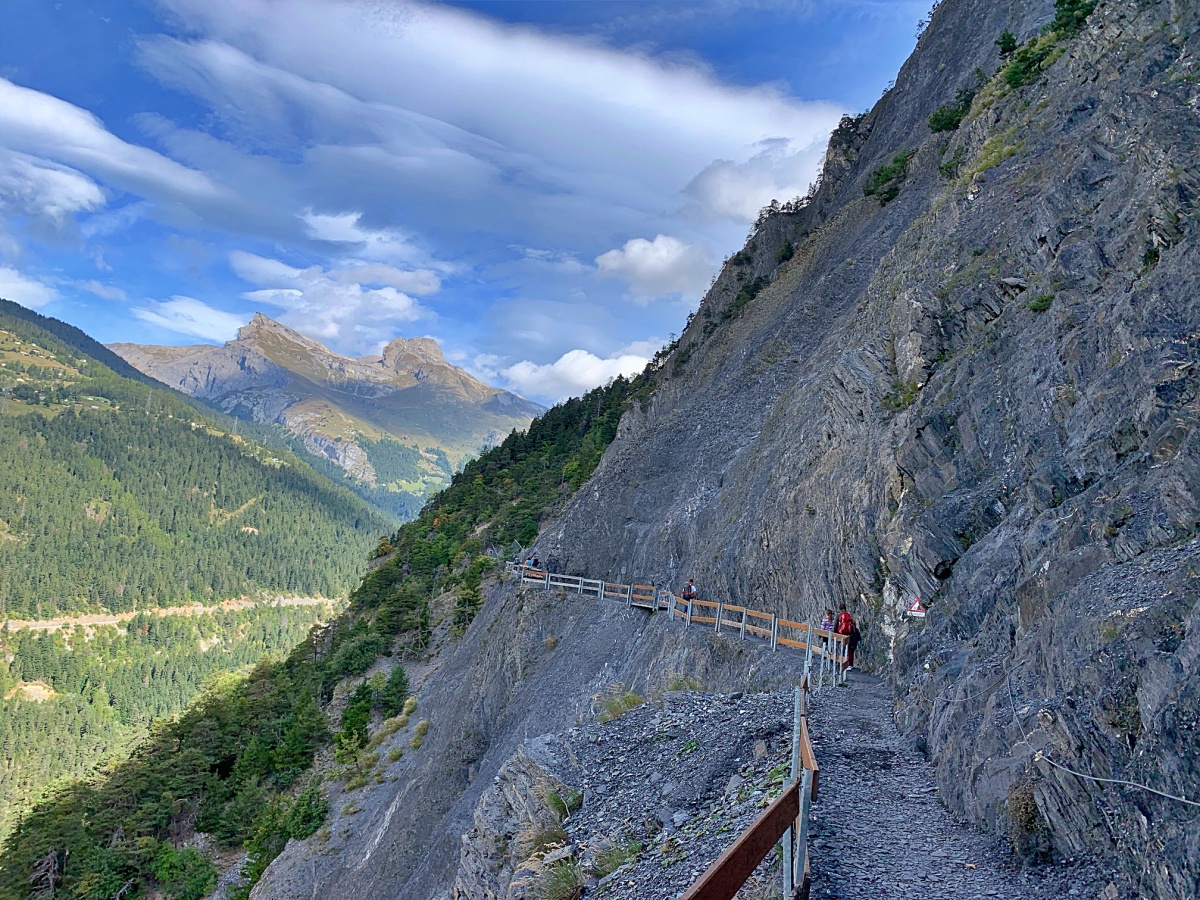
[111,314,543,514]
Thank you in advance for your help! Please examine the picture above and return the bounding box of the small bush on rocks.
[537,857,585,900]
[863,151,913,205]
[594,838,642,878]
[519,823,569,859]
[599,690,645,723]
[1006,779,1052,861]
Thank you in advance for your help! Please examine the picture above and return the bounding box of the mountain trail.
[807,674,1119,899]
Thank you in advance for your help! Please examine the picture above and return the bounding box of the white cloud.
[596,234,714,303]
[331,263,440,295]
[132,296,245,341]
[142,0,842,241]
[230,250,429,349]
[494,348,649,402]
[684,137,825,222]
[0,267,58,308]
[78,280,127,301]
[0,150,105,223]
[302,212,436,269]
[0,78,226,213]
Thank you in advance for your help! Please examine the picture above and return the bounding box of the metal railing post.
[782,685,801,898]
[771,615,779,651]
[686,599,692,627]
[796,767,813,885]
[714,601,723,633]
[818,637,827,690]
[626,583,633,607]
[740,607,747,639]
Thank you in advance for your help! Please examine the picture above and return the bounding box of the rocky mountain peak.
[381,336,447,373]
[235,312,328,354]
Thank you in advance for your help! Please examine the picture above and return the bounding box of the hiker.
[836,603,859,672]
[680,578,697,603]
[820,608,834,632]
[531,556,540,570]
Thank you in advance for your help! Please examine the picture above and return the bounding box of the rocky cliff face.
[251,578,807,900]
[248,1,1199,897]
[529,0,1200,895]
[111,314,542,497]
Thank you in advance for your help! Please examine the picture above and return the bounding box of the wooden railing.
[681,687,819,900]
[509,565,832,897]
[510,564,848,685]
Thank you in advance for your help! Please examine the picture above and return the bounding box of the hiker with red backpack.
[835,603,861,673]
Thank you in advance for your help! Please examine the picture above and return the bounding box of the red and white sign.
[907,597,927,618]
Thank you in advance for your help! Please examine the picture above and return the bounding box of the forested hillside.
[0,604,331,842]
[0,356,659,900]
[0,299,392,617]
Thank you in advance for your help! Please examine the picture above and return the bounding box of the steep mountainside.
[534,0,1200,896]
[111,314,543,514]
[0,373,645,900]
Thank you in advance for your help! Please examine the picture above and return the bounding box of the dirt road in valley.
[2,596,338,634]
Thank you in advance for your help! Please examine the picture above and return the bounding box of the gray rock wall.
[536,1,1200,895]
[251,578,808,900]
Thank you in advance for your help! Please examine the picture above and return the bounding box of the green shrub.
[599,691,644,723]
[286,784,328,840]
[593,838,642,878]
[537,858,585,900]
[1026,293,1054,312]
[153,845,217,900]
[863,151,912,205]
[720,276,768,321]
[545,788,582,821]
[996,30,1018,55]
[1003,34,1056,87]
[1006,780,1052,861]
[882,379,921,412]
[730,249,753,266]
[1052,0,1096,37]
[775,240,794,263]
[929,83,979,133]
[378,665,410,718]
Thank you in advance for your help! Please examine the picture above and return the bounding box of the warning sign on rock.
[907,598,927,618]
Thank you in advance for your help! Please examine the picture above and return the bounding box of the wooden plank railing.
[507,564,833,897]
[680,686,819,900]
[508,563,850,684]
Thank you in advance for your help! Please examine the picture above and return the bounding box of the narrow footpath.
[806,674,1116,900]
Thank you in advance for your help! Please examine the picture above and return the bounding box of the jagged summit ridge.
[110,314,543,506]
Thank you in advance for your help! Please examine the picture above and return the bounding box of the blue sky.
[0,0,924,403]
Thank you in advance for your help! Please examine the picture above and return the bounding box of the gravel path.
[807,673,1116,900]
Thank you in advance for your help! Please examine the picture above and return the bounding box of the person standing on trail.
[836,603,858,672]
[680,579,697,603]
[820,609,834,632]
